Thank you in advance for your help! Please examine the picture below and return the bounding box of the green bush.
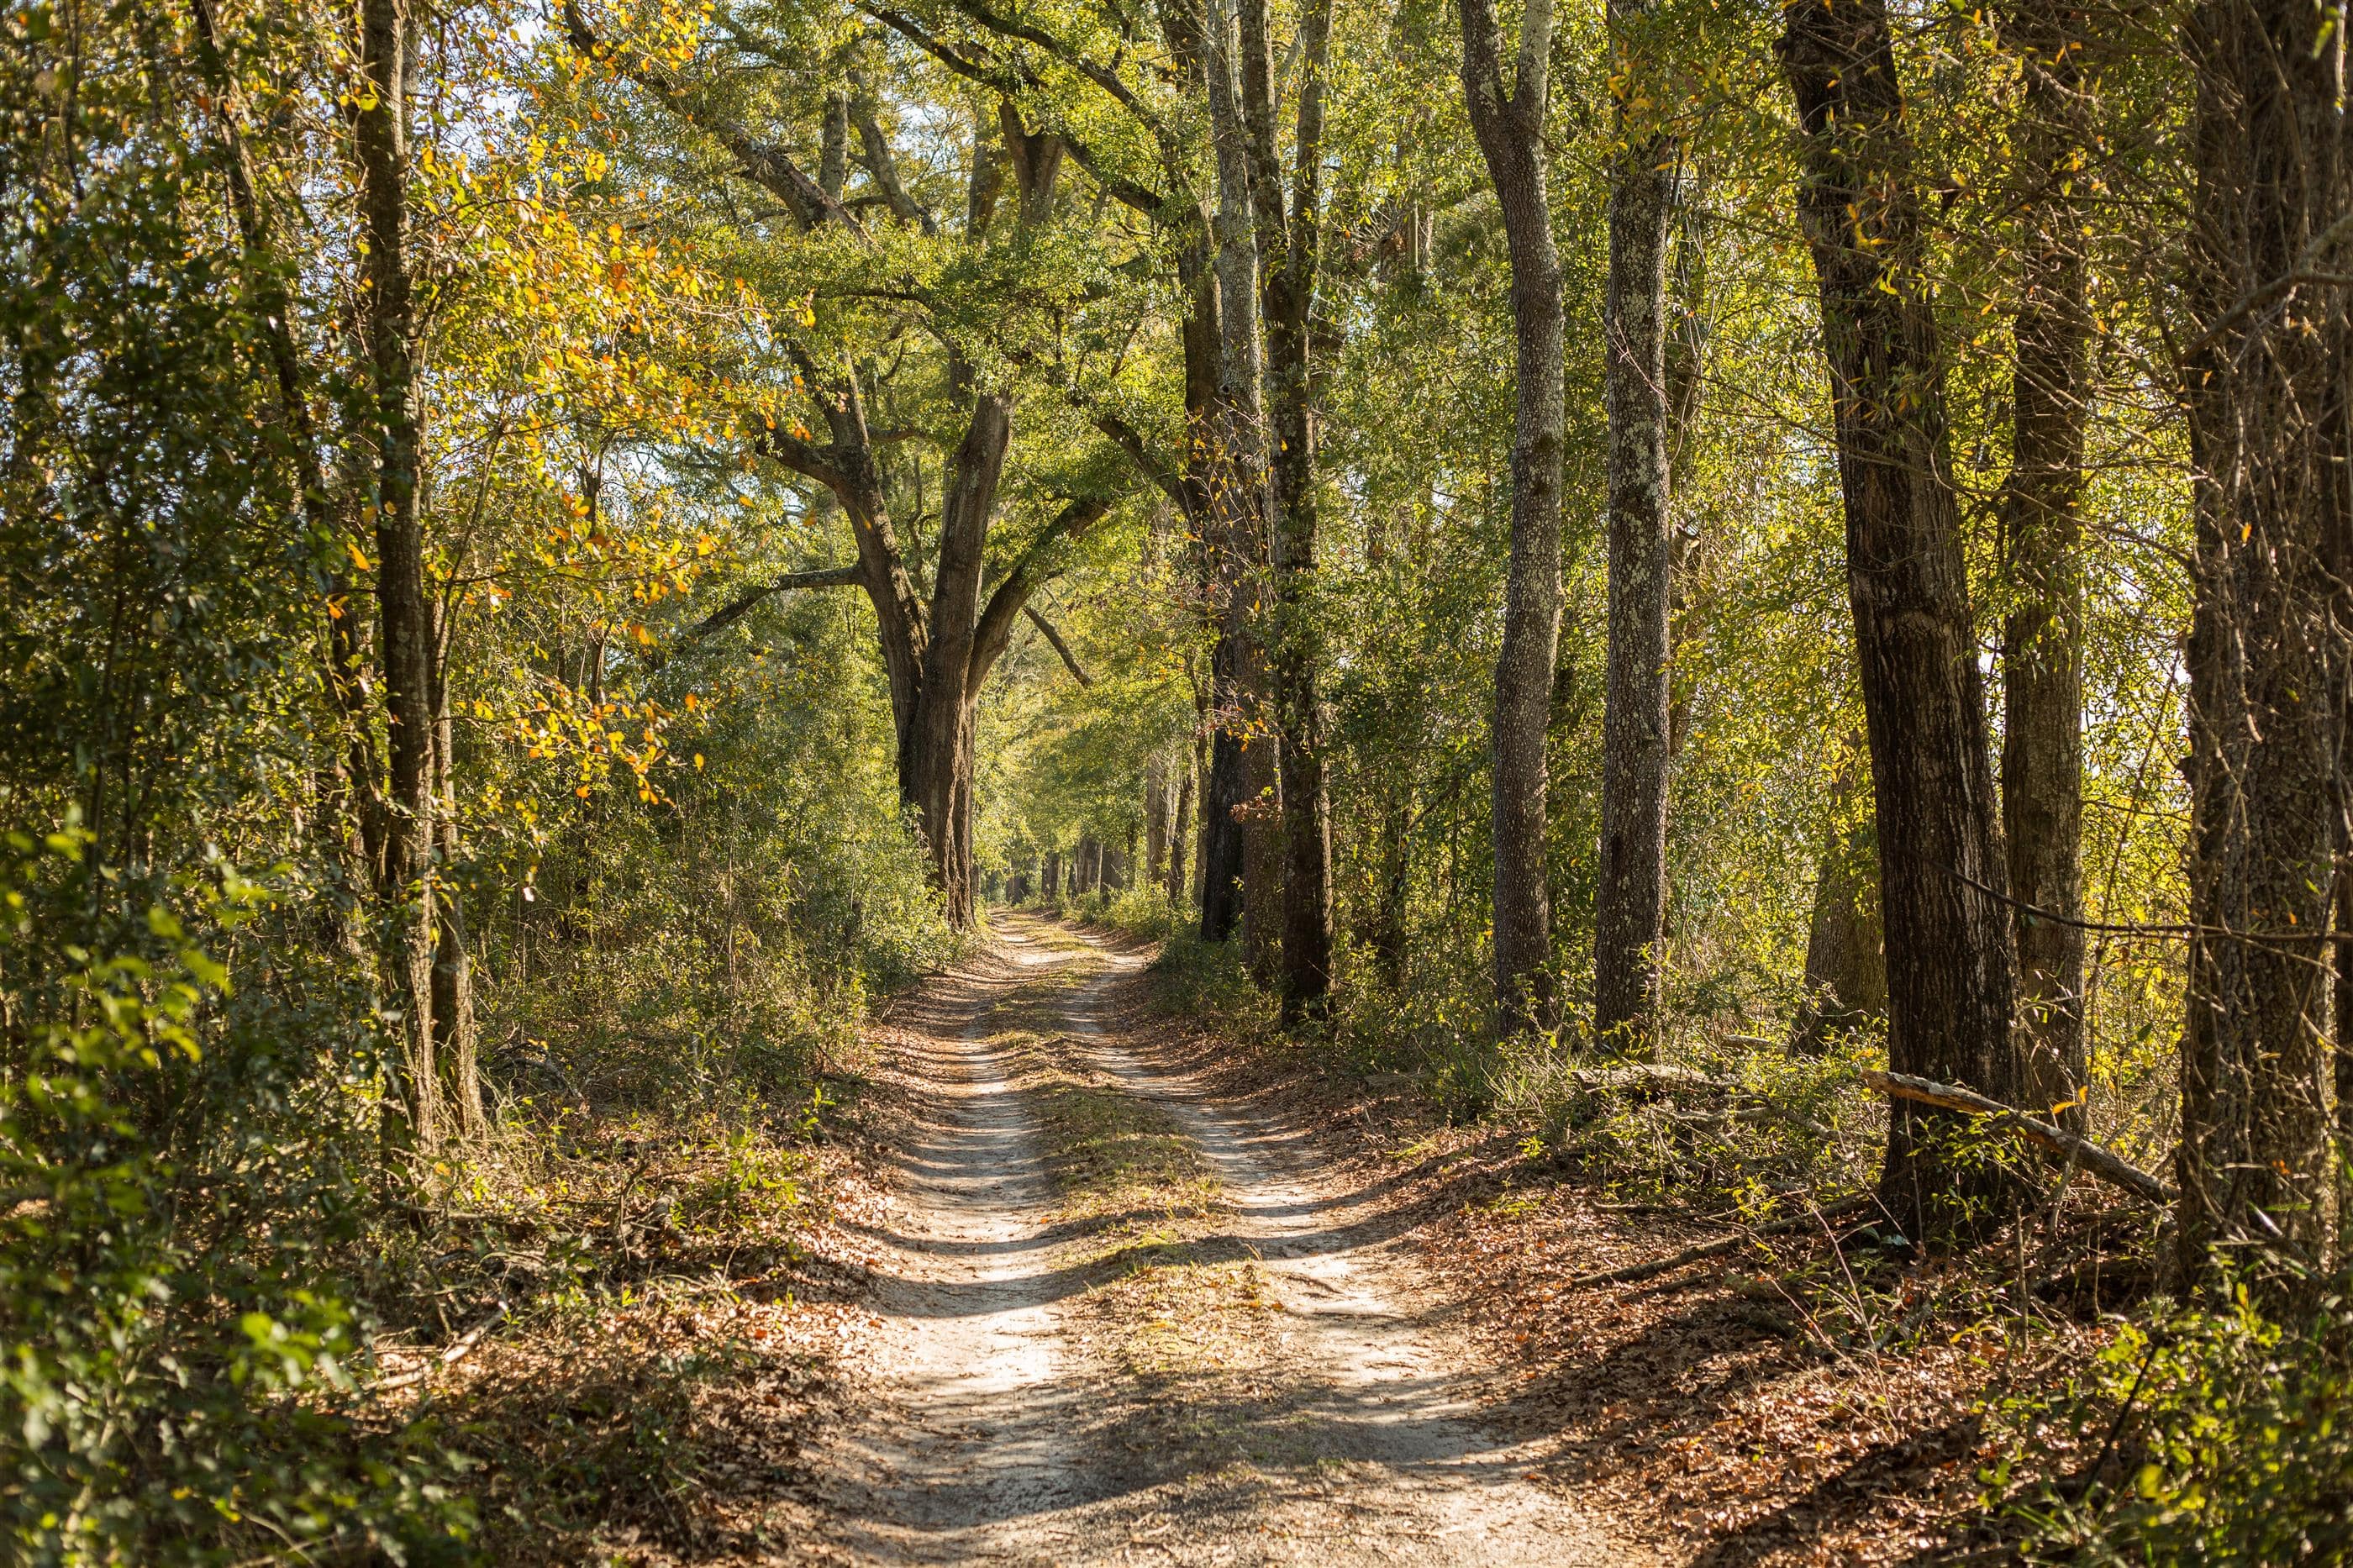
[0,828,476,1564]
[1994,1286,2353,1565]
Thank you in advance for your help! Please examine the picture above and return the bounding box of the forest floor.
[446,913,2087,1562]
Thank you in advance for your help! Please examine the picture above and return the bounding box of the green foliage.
[482,593,953,1119]
[0,829,477,1563]
[1993,1289,2353,1565]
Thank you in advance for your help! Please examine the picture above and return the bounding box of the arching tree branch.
[967,495,1114,696]
[1024,605,1093,686]
[690,565,863,638]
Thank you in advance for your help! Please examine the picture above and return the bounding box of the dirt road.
[816,913,1650,1565]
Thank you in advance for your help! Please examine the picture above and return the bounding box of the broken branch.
[1861,1069,2176,1208]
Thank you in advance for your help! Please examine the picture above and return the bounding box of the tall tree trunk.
[1999,0,2092,1126]
[1236,0,1336,1022]
[1593,0,1678,1055]
[2177,0,2346,1291]
[1169,760,1193,907]
[1780,0,2021,1237]
[354,0,440,1150]
[1145,754,1171,889]
[1459,0,1566,1034]
[1201,0,1267,947]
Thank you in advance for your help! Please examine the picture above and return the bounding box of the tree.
[568,8,1117,926]
[1200,0,1269,947]
[1235,0,1337,1019]
[1458,0,1566,1034]
[352,0,452,1146]
[2176,0,2346,1289]
[1780,0,2021,1233]
[1593,0,1678,1055]
[1998,0,2092,1124]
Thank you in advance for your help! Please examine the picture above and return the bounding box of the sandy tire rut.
[819,914,1649,1565]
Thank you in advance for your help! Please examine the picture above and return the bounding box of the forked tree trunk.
[354,0,440,1150]
[2177,0,2346,1292]
[576,16,1104,934]
[1999,0,2092,1126]
[1593,0,1678,1055]
[1780,0,2020,1237]
[1459,0,1566,1034]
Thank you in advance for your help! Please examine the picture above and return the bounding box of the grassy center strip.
[989,976,1279,1387]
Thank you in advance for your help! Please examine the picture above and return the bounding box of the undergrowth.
[1989,1285,2353,1565]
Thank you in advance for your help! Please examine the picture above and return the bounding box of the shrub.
[1993,1286,2353,1565]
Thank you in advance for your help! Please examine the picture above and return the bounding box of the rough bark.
[1199,0,1266,947]
[1998,0,2092,1126]
[1459,0,1566,1034]
[1593,0,1678,1055]
[1236,0,1336,1021]
[2177,0,2347,1289]
[354,0,440,1149]
[2338,855,2353,1265]
[1780,0,2021,1236]
[1168,760,1193,907]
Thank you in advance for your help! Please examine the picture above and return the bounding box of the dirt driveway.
[811,913,1656,1565]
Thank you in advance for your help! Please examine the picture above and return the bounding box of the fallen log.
[1861,1070,2175,1208]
